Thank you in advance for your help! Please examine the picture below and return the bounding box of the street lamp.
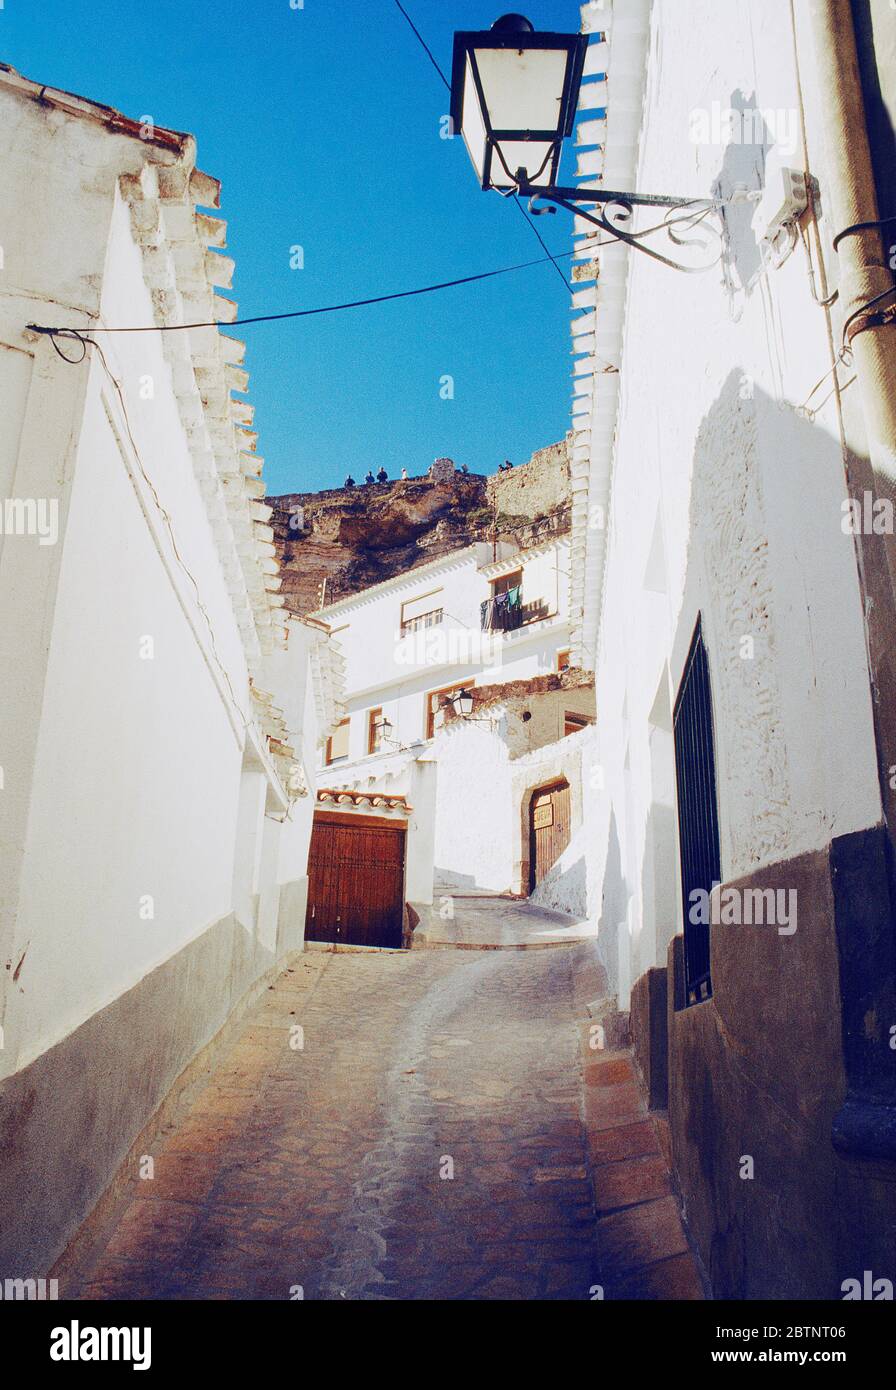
[450,14,719,269]
[373,715,395,748]
[449,13,587,192]
[454,689,476,718]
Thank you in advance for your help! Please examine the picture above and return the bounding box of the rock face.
[271,439,571,616]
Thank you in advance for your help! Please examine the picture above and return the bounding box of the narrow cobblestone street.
[72,901,703,1301]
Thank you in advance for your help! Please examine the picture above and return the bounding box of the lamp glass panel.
[491,138,555,187]
[472,46,569,132]
[461,55,488,181]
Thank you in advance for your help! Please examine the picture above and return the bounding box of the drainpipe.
[807,0,896,1164]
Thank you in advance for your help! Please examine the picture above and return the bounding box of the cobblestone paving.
[75,913,702,1301]
[412,893,599,949]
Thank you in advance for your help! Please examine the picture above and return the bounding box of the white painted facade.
[569,0,883,1004]
[0,69,342,1081]
[317,538,574,757]
[314,536,585,899]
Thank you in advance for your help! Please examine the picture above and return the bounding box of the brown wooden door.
[305,813,406,949]
[529,781,571,891]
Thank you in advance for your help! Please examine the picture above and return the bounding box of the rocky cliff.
[270,438,571,616]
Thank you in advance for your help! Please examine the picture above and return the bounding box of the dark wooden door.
[529,781,571,891]
[305,813,406,949]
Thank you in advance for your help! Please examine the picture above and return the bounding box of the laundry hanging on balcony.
[480,587,524,632]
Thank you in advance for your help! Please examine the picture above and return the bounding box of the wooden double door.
[305,812,406,949]
[529,780,571,891]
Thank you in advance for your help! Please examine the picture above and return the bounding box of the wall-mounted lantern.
[450,13,587,192]
[449,13,717,269]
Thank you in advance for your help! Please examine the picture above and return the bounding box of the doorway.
[305,812,406,949]
[528,779,571,891]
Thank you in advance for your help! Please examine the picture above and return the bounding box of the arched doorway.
[528,779,571,892]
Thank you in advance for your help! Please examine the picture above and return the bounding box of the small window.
[482,570,524,632]
[401,607,443,634]
[401,589,444,634]
[367,707,386,755]
[557,649,571,673]
[326,718,350,765]
[564,711,592,738]
[491,569,522,597]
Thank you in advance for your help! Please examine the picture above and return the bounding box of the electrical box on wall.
[751,166,809,242]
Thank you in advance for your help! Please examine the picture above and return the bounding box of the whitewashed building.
[306,533,595,937]
[0,66,343,1275]
[567,0,896,1298]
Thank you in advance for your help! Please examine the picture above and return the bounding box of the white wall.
[578,0,882,1004]
[516,724,595,918]
[0,92,321,1074]
[321,538,573,768]
[431,723,514,892]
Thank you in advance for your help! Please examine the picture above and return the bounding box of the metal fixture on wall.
[450,14,722,272]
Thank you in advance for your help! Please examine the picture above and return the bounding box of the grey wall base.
[630,838,896,1299]
[630,966,668,1110]
[0,901,305,1281]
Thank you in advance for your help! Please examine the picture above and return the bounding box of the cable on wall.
[53,327,255,736]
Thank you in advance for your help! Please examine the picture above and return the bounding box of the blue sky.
[2,0,581,494]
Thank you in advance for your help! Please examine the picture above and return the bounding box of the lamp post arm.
[516,181,710,211]
[516,183,724,274]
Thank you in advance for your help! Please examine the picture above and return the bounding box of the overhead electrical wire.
[391,0,573,293]
[393,0,451,93]
[27,6,725,347]
[26,252,581,337]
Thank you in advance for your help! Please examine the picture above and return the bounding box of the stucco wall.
[575,0,892,1299]
[515,724,595,916]
[431,716,599,902]
[322,538,574,765]
[432,723,513,893]
[582,0,881,1005]
[0,83,321,1272]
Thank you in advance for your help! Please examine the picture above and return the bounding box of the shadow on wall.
[661,371,896,1300]
[598,810,628,997]
[433,869,496,893]
[712,90,771,301]
[852,0,896,219]
[641,799,678,972]
[529,844,588,918]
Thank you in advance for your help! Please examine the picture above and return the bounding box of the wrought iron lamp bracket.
[514,176,723,273]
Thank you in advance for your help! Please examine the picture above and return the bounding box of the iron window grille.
[673,617,721,1006]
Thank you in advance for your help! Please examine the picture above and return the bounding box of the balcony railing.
[481,590,523,632]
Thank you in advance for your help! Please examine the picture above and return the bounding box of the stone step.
[579,1046,708,1300]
